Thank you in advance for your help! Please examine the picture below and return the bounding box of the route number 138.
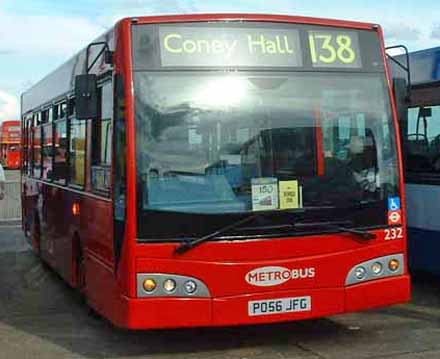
[308,33,357,65]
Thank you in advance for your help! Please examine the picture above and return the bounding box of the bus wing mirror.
[419,107,432,118]
[75,74,98,120]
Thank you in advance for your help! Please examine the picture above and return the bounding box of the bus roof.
[130,13,378,30]
[1,120,20,127]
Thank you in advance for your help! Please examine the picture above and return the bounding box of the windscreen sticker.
[279,180,300,209]
[251,178,279,211]
[388,197,401,211]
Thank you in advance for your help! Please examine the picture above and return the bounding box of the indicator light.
[163,279,177,293]
[371,262,383,275]
[143,279,157,292]
[72,203,80,216]
[355,266,366,280]
[388,259,400,272]
[184,280,197,294]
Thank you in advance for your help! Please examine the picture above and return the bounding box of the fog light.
[143,278,157,292]
[389,259,400,272]
[163,279,177,293]
[184,280,197,294]
[355,266,366,280]
[371,262,383,275]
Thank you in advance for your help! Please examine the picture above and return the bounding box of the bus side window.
[22,116,31,175]
[53,119,68,184]
[32,114,42,179]
[69,117,87,187]
[42,123,53,181]
[114,74,126,264]
[27,118,32,176]
[91,81,113,195]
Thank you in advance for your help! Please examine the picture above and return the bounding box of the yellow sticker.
[279,180,299,209]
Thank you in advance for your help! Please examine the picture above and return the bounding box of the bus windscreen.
[134,71,400,239]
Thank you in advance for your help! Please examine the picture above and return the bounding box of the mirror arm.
[86,41,114,74]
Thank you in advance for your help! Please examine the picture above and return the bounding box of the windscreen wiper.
[174,209,366,254]
[175,208,308,254]
[175,212,264,254]
[293,221,376,241]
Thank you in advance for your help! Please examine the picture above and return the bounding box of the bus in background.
[393,47,440,274]
[21,14,410,329]
[0,120,21,169]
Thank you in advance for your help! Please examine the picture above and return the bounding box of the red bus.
[21,14,410,329]
[0,120,21,169]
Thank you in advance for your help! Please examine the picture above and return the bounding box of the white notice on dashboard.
[251,178,279,211]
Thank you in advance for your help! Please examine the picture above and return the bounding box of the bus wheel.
[31,216,41,256]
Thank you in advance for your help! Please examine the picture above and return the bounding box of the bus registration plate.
[248,296,311,316]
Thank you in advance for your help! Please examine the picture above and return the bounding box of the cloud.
[108,0,297,23]
[432,24,440,40]
[185,0,297,14]
[118,0,197,13]
[0,10,105,57]
[0,90,19,120]
[383,23,421,42]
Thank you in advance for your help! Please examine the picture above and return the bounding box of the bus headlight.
[388,259,400,272]
[143,278,157,292]
[137,274,210,297]
[355,266,366,280]
[184,280,197,294]
[346,254,404,286]
[163,279,177,293]
[371,262,383,275]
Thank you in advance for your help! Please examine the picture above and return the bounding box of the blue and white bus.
[394,47,440,273]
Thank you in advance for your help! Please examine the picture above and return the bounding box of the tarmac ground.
[0,220,440,359]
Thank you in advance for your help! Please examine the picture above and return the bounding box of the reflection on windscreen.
[135,72,399,214]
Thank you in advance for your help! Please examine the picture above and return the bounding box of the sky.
[1,0,440,122]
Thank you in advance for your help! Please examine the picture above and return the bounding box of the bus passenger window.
[91,81,113,194]
[27,118,32,175]
[407,105,440,173]
[53,120,68,183]
[69,119,87,187]
[60,102,67,118]
[32,125,42,178]
[42,124,53,180]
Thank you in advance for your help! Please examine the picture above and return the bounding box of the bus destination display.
[158,26,362,68]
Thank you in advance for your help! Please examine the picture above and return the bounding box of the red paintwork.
[379,24,408,231]
[0,120,21,169]
[21,14,410,330]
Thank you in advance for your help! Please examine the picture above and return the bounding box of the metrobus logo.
[245,266,316,286]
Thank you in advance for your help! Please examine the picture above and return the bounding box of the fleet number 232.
[384,228,403,241]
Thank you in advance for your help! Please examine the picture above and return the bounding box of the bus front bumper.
[119,275,411,329]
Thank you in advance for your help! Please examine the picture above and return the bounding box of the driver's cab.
[323,113,378,170]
